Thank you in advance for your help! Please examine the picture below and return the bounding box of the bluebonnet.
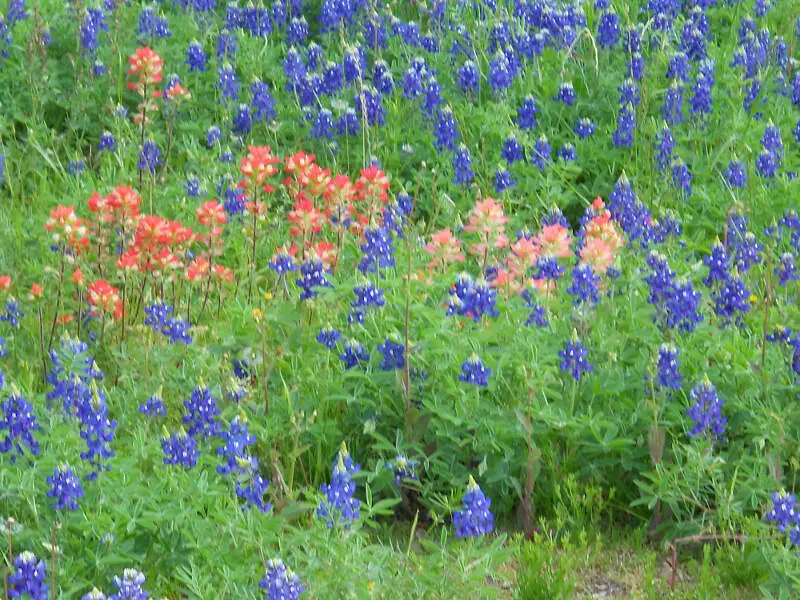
[556,81,575,106]
[558,143,578,162]
[516,95,538,130]
[452,145,474,185]
[612,103,636,147]
[532,135,551,170]
[359,227,395,273]
[494,168,515,193]
[666,51,690,82]
[206,126,222,148]
[137,7,171,41]
[8,552,48,600]
[297,259,333,299]
[1,389,41,460]
[458,60,480,94]
[608,175,654,247]
[354,87,385,126]
[446,275,499,322]
[371,61,393,95]
[81,587,107,600]
[460,354,491,387]
[235,459,271,512]
[377,338,405,370]
[690,60,715,117]
[80,8,108,54]
[794,119,800,144]
[574,117,595,139]
[251,79,277,122]
[287,16,309,45]
[269,252,297,276]
[94,61,107,77]
[655,344,682,390]
[47,464,84,510]
[98,131,117,152]
[185,176,201,197]
[351,281,385,312]
[343,45,366,83]
[386,454,419,484]
[0,297,24,327]
[68,160,86,177]
[232,104,252,136]
[756,149,779,178]
[453,476,494,537]
[686,378,727,441]
[0,337,5,358]
[724,160,748,188]
[434,107,459,152]
[77,386,117,479]
[144,302,192,344]
[671,159,693,199]
[662,81,685,125]
[501,135,524,164]
[559,336,593,381]
[532,257,565,283]
[654,125,674,172]
[216,31,237,61]
[109,569,149,600]
[162,428,199,468]
[217,63,240,101]
[339,339,369,369]
[316,326,341,350]
[728,231,763,273]
[766,491,800,538]
[423,78,443,117]
[521,290,549,327]
[137,140,161,174]
[711,274,751,322]
[488,50,513,94]
[216,414,256,476]
[317,443,360,528]
[645,252,704,333]
[618,79,640,107]
[259,558,305,600]
[681,7,710,61]
[185,40,206,72]
[776,253,798,286]
[139,392,167,417]
[567,264,600,306]
[183,383,221,439]
[703,241,729,286]
[336,108,360,136]
[311,109,335,139]
[597,11,620,48]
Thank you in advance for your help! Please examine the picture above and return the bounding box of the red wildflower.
[88,280,122,319]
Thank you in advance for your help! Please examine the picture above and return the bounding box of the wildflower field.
[0,0,799,597]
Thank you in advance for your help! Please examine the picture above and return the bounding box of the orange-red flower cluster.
[88,279,122,319]
[44,205,90,253]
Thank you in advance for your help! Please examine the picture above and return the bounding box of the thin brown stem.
[47,247,66,352]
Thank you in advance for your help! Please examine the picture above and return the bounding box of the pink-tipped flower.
[0,276,11,292]
[287,196,324,239]
[579,237,615,274]
[239,145,281,192]
[464,197,510,255]
[196,200,227,226]
[87,280,122,319]
[535,224,572,259]
[354,165,390,205]
[506,236,541,279]
[44,205,90,253]
[127,47,164,94]
[424,228,465,270]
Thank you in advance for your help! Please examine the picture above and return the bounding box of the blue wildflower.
[259,558,305,600]
[460,354,491,387]
[453,476,494,537]
[317,443,361,528]
[686,377,727,441]
[46,464,84,510]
